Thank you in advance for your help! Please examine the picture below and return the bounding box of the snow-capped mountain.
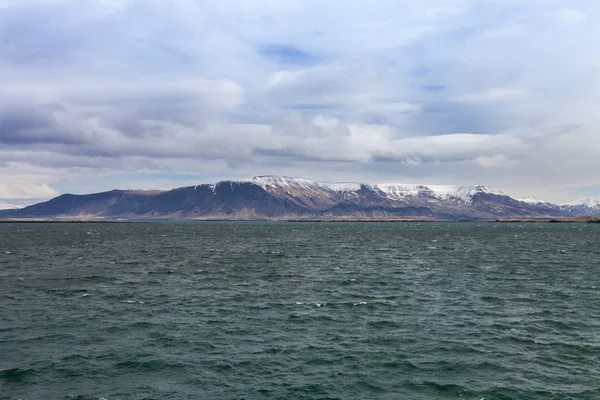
[250,176,506,203]
[0,176,597,220]
[563,198,600,208]
[561,198,600,215]
[516,197,553,206]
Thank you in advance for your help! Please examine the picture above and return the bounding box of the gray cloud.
[0,101,83,145]
[1,0,600,204]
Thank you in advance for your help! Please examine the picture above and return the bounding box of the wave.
[0,367,35,381]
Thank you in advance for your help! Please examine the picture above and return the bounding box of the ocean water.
[1,222,599,400]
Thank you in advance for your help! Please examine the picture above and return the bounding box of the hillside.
[1,176,598,221]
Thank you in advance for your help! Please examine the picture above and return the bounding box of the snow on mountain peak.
[563,198,600,208]
[251,176,316,189]
[251,176,362,193]
[247,176,505,203]
[517,196,549,205]
[374,184,504,203]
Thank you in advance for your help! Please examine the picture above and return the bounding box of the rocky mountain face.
[1,176,598,220]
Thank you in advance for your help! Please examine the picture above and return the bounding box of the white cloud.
[473,154,516,168]
[0,178,60,201]
[359,102,422,115]
[403,156,423,165]
[553,8,586,25]
[456,88,529,104]
[1,0,600,205]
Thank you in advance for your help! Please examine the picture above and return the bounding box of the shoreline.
[1,217,599,223]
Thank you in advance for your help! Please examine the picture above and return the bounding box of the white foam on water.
[509,328,527,334]
[374,300,396,305]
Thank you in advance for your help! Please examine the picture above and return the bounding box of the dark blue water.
[1,222,599,399]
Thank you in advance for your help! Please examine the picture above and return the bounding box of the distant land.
[1,176,599,221]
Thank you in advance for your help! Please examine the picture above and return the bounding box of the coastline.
[1,217,599,223]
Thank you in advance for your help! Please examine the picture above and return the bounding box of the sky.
[1,0,600,208]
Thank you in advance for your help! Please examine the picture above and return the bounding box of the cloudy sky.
[1,0,599,208]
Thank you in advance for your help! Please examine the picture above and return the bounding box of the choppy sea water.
[1,222,599,400]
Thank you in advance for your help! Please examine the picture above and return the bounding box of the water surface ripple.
[1,222,599,399]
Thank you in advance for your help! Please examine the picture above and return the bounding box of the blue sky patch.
[259,44,318,65]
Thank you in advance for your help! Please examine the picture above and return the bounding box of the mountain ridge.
[1,175,598,220]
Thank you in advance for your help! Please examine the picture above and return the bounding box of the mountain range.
[1,176,599,221]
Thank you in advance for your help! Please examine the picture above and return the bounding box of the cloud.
[0,167,60,201]
[359,102,422,115]
[553,9,587,25]
[0,0,599,205]
[456,88,529,104]
[0,183,59,200]
[473,154,516,168]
